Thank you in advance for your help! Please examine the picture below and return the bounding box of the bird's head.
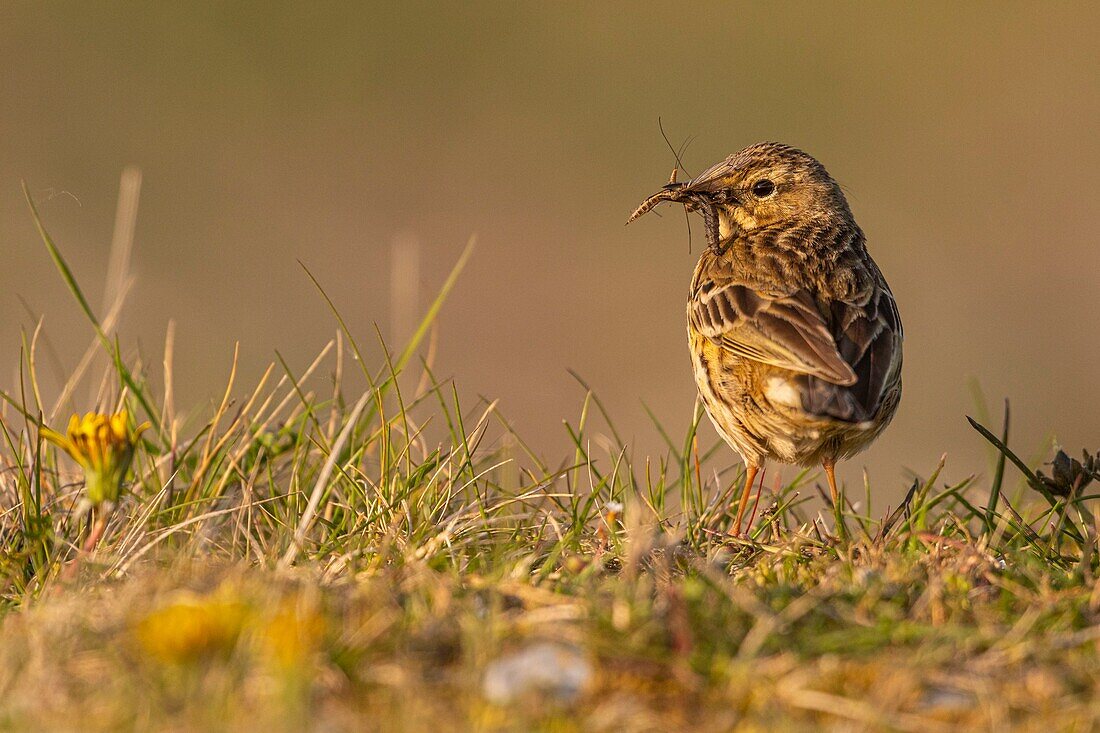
[628,142,850,253]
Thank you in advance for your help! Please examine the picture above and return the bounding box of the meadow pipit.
[629,143,903,535]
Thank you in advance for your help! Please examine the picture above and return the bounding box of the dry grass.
[0,189,1098,731]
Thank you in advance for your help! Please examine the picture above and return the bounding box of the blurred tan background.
[2,3,1098,500]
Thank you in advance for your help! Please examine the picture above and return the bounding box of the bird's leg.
[822,459,847,540]
[732,463,760,536]
[822,459,839,505]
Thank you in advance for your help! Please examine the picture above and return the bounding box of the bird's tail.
[801,376,873,425]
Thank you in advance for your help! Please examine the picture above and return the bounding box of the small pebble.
[482,642,592,705]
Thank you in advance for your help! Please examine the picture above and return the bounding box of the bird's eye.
[752,179,776,198]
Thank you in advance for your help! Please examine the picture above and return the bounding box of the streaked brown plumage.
[629,142,903,535]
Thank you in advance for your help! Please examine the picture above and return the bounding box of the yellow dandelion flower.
[135,592,249,665]
[41,410,150,505]
[263,599,325,670]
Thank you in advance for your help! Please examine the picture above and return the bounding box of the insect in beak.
[628,171,730,255]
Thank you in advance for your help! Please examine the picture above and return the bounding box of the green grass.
[1,193,1099,732]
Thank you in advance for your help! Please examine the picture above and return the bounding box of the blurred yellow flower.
[263,600,325,670]
[41,410,149,505]
[135,592,248,665]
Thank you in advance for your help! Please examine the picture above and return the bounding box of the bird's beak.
[682,165,739,201]
[628,160,742,225]
[628,165,739,255]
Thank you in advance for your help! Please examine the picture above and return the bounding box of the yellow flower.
[41,410,150,505]
[135,592,249,665]
[263,599,325,670]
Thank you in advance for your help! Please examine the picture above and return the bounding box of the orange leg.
[732,463,760,536]
[823,458,848,539]
[822,459,839,507]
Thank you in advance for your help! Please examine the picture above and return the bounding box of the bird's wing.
[690,278,858,386]
[829,284,903,408]
[799,280,903,421]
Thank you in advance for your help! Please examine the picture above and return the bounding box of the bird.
[628,142,903,535]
